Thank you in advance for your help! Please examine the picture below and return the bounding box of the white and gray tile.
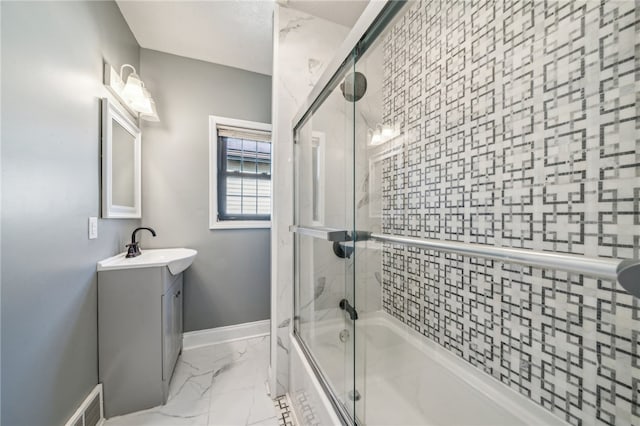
[274,395,294,426]
[375,1,640,425]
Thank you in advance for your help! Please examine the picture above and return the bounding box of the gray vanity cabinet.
[98,266,183,418]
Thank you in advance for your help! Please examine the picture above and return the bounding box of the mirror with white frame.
[102,98,141,218]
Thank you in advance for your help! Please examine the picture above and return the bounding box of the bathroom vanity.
[97,248,197,418]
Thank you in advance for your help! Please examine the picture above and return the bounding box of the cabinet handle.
[175,290,181,298]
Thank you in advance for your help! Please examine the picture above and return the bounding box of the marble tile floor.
[104,336,295,426]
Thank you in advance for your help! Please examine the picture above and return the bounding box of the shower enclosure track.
[290,225,640,298]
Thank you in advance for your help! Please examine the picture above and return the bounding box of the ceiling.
[116,1,368,76]
[116,1,275,76]
[286,1,368,28]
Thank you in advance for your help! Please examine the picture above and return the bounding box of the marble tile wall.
[379,1,640,425]
[270,5,349,397]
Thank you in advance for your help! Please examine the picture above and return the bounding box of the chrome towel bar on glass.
[289,225,640,299]
[289,225,349,242]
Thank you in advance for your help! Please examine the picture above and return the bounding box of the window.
[209,116,272,229]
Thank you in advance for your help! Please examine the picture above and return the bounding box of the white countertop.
[97,248,197,275]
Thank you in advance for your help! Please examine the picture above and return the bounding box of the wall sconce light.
[140,90,160,122]
[104,62,159,122]
[368,123,400,146]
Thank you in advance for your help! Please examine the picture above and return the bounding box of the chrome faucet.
[126,227,157,258]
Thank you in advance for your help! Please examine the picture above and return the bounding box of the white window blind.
[217,125,271,142]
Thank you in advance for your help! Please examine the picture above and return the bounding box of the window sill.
[209,220,272,230]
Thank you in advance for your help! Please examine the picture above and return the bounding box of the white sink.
[97,248,198,275]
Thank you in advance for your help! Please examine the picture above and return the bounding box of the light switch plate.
[89,217,98,239]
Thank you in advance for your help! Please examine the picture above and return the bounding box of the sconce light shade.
[121,72,142,98]
[129,92,153,115]
[368,123,400,147]
[140,101,160,122]
[370,129,383,146]
[122,73,153,114]
[140,88,160,122]
[381,125,395,139]
[105,63,160,121]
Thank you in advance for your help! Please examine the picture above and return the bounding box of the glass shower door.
[293,58,357,421]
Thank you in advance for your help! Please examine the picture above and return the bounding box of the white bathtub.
[291,312,567,426]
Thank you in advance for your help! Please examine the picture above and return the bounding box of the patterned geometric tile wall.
[379,1,640,425]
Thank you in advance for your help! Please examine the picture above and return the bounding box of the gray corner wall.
[138,49,272,331]
[1,2,141,425]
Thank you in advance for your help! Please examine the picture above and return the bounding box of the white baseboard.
[183,319,270,349]
[64,384,104,426]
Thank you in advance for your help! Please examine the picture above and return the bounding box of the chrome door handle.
[289,225,350,242]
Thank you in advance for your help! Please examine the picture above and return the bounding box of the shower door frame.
[290,2,406,425]
[288,2,640,425]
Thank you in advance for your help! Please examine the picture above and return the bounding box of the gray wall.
[1,2,141,425]
[139,49,272,331]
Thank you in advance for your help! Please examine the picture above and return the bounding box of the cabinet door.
[161,291,173,382]
[172,275,183,357]
[162,274,183,381]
